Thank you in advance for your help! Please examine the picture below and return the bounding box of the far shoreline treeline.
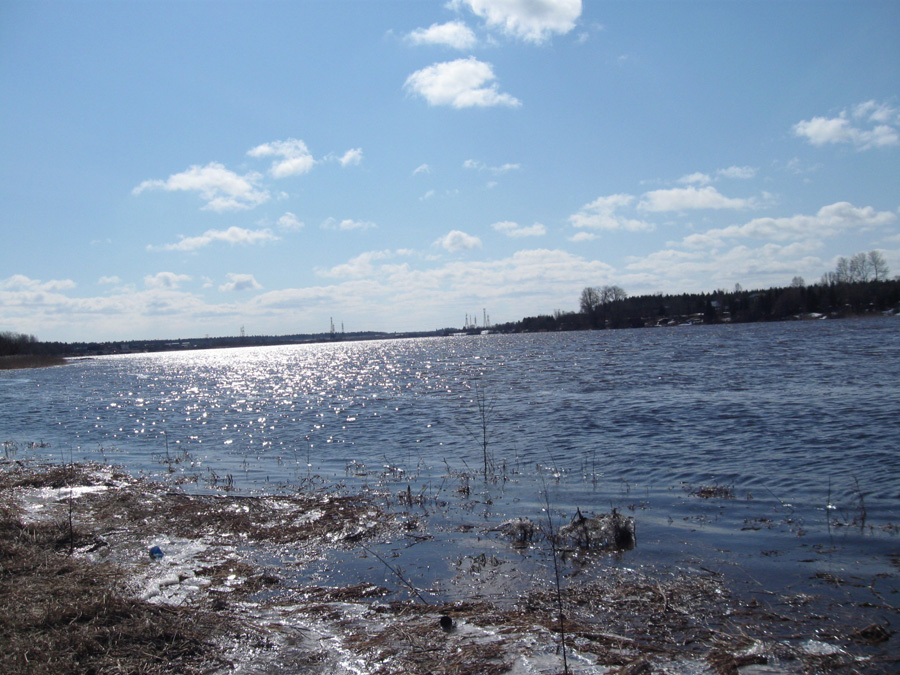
[2,275,899,367]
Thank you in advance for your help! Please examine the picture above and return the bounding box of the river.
[1,318,898,623]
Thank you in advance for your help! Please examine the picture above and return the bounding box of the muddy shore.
[0,461,896,674]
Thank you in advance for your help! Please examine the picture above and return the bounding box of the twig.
[540,475,569,675]
[362,544,431,605]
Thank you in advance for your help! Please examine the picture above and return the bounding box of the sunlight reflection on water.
[2,318,899,602]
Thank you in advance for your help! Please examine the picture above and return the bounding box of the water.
[2,318,899,610]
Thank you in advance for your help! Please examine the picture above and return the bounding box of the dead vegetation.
[1,461,897,675]
[0,495,243,674]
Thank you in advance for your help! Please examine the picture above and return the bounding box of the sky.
[1,0,899,342]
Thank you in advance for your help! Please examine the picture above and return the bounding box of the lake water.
[2,318,898,616]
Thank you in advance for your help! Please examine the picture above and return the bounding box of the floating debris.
[557,508,636,551]
[494,516,540,545]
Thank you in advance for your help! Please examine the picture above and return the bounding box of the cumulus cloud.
[793,101,900,150]
[98,276,121,285]
[144,272,191,289]
[681,202,897,248]
[151,226,279,252]
[718,165,757,180]
[405,57,521,108]
[0,275,76,292]
[492,220,546,237]
[321,218,377,231]
[625,242,826,291]
[319,250,394,278]
[569,194,654,232]
[678,172,712,185]
[453,0,582,44]
[464,159,521,174]
[248,138,317,177]
[337,148,363,167]
[638,186,753,211]
[277,212,304,231]
[435,230,483,251]
[677,166,757,185]
[407,21,477,49]
[568,231,598,242]
[133,162,269,211]
[219,273,262,292]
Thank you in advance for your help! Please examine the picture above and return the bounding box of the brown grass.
[0,508,238,674]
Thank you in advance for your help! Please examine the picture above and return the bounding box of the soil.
[1,461,896,674]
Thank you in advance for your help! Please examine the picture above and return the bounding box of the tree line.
[3,252,898,359]
[495,251,899,333]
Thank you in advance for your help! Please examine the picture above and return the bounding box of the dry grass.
[0,505,237,674]
[1,462,896,675]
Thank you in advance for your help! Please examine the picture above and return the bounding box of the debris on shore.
[1,461,896,674]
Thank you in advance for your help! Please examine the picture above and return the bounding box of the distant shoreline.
[0,354,68,371]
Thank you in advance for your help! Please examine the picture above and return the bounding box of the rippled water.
[2,318,899,606]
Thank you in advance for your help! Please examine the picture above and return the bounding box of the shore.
[0,355,68,370]
[1,460,896,675]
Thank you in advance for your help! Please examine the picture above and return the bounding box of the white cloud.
[678,166,756,185]
[338,148,363,167]
[435,230,483,251]
[407,21,477,49]
[454,0,582,44]
[321,218,377,231]
[320,250,394,278]
[413,163,432,175]
[854,100,899,124]
[219,273,262,292]
[464,159,521,174]
[405,57,521,108]
[144,272,191,290]
[0,275,76,292]
[247,138,317,177]
[638,185,753,211]
[277,212,304,231]
[133,162,269,211]
[793,101,900,150]
[718,165,757,180]
[685,202,897,247]
[568,231,598,242]
[492,220,546,237]
[625,242,828,291]
[678,172,712,185]
[98,276,121,285]
[569,193,654,232]
[152,226,279,252]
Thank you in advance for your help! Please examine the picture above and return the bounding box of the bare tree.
[791,276,805,288]
[849,252,871,282]
[868,250,890,281]
[579,287,601,313]
[835,256,851,283]
[580,285,627,315]
[603,285,628,303]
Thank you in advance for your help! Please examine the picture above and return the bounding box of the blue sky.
[1,0,898,342]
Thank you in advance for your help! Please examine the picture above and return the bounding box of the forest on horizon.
[2,251,899,360]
